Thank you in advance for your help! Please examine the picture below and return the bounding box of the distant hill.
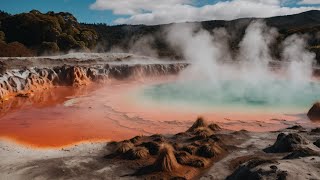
[0,10,319,62]
[84,10,320,62]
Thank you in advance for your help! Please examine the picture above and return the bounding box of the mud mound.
[153,144,182,172]
[104,118,229,179]
[196,143,224,158]
[186,117,222,142]
[283,148,319,159]
[150,134,167,143]
[139,141,161,155]
[129,136,142,144]
[209,134,221,142]
[191,128,213,140]
[208,123,222,131]
[175,151,208,168]
[264,133,309,153]
[307,102,320,120]
[180,145,197,155]
[125,147,149,160]
[286,125,305,131]
[116,142,134,154]
[187,117,207,132]
[311,128,320,133]
[227,159,286,180]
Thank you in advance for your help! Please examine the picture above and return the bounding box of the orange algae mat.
[0,78,316,148]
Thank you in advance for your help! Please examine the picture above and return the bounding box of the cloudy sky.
[1,0,320,25]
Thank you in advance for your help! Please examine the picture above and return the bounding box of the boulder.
[226,159,285,180]
[307,102,320,120]
[264,133,308,153]
[314,139,320,148]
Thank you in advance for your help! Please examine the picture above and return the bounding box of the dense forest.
[0,9,319,62]
[0,10,98,56]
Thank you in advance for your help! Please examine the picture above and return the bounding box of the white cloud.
[90,0,320,25]
[299,0,320,4]
[90,0,191,15]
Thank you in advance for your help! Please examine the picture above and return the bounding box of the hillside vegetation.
[0,10,319,63]
[0,10,98,56]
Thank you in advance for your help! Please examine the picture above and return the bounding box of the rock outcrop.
[314,139,320,148]
[264,133,309,153]
[307,102,320,121]
[227,158,287,180]
[0,62,187,100]
[283,148,319,159]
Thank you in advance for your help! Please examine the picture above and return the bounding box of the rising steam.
[166,20,315,82]
[141,21,319,111]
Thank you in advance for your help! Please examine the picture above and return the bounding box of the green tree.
[79,29,98,48]
[0,10,99,55]
[57,33,78,51]
[39,42,59,54]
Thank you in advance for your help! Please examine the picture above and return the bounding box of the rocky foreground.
[0,53,187,100]
[1,117,320,179]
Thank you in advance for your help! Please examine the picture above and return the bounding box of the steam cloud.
[150,20,319,111]
[165,20,316,82]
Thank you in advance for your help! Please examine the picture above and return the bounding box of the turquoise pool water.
[140,79,320,112]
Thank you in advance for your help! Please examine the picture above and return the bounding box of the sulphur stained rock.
[0,63,187,100]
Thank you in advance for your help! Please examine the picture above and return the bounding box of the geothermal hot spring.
[1,22,320,148]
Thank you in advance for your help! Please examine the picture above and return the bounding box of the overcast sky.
[1,0,320,25]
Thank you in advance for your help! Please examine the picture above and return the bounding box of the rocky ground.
[0,117,320,179]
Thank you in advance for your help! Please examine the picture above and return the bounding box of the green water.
[140,79,320,112]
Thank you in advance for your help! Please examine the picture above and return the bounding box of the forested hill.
[0,10,98,56]
[84,10,320,61]
[0,9,319,62]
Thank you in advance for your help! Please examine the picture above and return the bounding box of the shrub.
[39,42,60,55]
[1,10,98,53]
[57,33,78,51]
